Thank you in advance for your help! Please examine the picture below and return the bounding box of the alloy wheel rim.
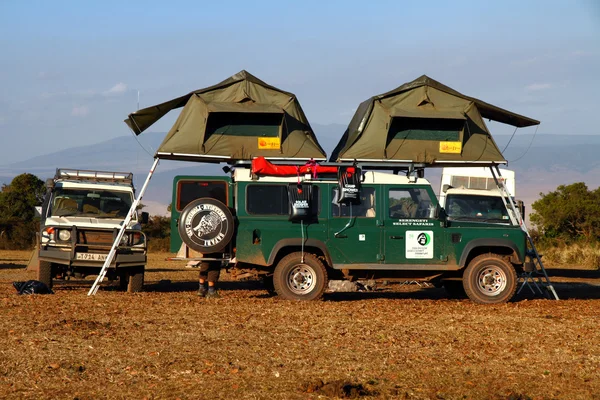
[476,265,507,296]
[287,264,316,295]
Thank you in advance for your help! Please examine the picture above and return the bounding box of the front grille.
[78,231,114,245]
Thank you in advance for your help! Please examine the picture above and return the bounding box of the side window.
[389,188,434,219]
[247,185,321,216]
[247,185,288,215]
[177,181,227,211]
[332,186,376,218]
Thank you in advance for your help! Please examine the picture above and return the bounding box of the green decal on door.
[406,231,434,259]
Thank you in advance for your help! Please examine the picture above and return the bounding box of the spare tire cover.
[178,198,235,253]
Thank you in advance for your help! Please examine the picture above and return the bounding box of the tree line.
[1,172,599,251]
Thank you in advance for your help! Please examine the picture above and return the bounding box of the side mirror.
[517,200,525,219]
[34,206,42,217]
[140,211,149,224]
[438,207,448,226]
[442,184,452,193]
[45,178,55,189]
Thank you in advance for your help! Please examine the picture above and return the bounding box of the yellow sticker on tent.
[258,137,280,150]
[440,141,462,154]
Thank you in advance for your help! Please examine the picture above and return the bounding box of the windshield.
[445,194,510,222]
[50,188,133,218]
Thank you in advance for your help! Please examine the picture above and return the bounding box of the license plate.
[75,253,107,261]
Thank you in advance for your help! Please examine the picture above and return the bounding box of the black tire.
[443,280,467,299]
[38,261,53,289]
[126,266,145,293]
[262,275,276,296]
[273,252,327,301]
[178,198,234,253]
[118,271,128,291]
[463,253,517,304]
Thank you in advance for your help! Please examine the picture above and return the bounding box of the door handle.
[389,235,404,240]
[335,234,348,238]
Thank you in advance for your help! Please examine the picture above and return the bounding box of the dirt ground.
[1,250,599,400]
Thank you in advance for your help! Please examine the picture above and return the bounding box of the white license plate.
[75,253,107,261]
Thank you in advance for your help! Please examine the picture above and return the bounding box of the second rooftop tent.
[330,75,540,166]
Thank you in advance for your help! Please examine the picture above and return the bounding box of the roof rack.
[55,169,134,185]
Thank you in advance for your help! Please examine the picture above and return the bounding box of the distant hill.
[1,126,600,217]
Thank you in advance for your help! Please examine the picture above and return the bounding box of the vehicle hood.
[44,216,141,230]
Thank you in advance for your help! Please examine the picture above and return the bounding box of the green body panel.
[445,221,527,266]
[172,175,527,271]
[170,175,233,253]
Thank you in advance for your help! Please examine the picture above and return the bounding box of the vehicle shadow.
[546,268,600,279]
[142,279,267,293]
[0,263,27,270]
[514,281,600,300]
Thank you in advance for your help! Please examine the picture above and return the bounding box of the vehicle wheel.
[463,253,517,304]
[38,261,53,289]
[262,275,276,296]
[127,266,144,293]
[273,252,327,301]
[178,198,235,253]
[443,280,467,299]
[118,271,128,291]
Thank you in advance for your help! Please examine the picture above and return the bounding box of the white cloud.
[571,50,592,57]
[71,105,89,117]
[339,108,356,117]
[525,83,552,92]
[37,71,61,80]
[104,82,128,95]
[510,57,538,67]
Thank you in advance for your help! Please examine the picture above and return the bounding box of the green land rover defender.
[171,167,528,304]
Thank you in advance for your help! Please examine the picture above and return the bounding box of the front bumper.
[39,247,146,268]
[39,226,147,269]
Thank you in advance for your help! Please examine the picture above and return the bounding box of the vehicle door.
[383,185,446,265]
[171,176,232,253]
[327,184,383,264]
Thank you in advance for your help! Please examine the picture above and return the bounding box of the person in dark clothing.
[198,259,221,298]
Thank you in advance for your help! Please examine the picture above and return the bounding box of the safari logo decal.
[406,231,434,259]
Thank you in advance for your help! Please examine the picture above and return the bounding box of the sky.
[0,0,599,164]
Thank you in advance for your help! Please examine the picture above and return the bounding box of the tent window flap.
[205,112,283,138]
[388,117,463,142]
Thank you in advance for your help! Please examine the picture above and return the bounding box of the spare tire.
[178,198,235,253]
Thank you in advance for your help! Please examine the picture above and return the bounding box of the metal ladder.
[489,165,559,300]
[88,158,159,296]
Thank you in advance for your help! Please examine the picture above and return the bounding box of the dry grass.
[1,250,600,399]
[541,244,600,270]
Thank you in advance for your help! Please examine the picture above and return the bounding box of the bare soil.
[1,250,599,400]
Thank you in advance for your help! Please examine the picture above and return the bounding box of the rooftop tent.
[124,70,326,162]
[330,75,540,165]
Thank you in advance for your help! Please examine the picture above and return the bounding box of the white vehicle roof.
[445,187,505,197]
[441,167,515,179]
[55,180,134,192]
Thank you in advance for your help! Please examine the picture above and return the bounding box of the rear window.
[176,181,227,211]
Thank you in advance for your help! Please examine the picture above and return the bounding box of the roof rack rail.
[55,168,133,185]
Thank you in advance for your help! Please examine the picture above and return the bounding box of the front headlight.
[131,232,144,246]
[58,229,71,241]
